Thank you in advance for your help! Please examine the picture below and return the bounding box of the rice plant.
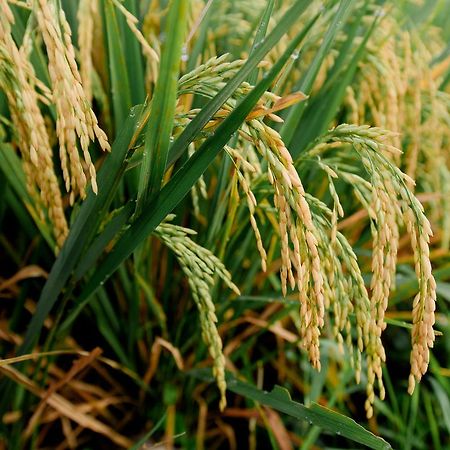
[0,0,449,448]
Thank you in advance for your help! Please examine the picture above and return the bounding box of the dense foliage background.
[0,0,449,449]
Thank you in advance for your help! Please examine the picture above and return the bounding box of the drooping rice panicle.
[110,0,159,63]
[155,220,240,411]
[342,14,450,249]
[175,59,438,409]
[307,124,437,416]
[0,0,68,249]
[35,0,110,203]
[77,0,97,102]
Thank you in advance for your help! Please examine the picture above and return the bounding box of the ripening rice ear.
[155,219,240,411]
[35,0,110,203]
[0,0,68,249]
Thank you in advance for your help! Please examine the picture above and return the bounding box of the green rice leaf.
[136,0,189,212]
[291,11,378,157]
[247,0,274,85]
[281,0,354,147]
[102,0,133,132]
[192,370,392,449]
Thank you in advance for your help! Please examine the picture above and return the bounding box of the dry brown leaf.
[263,407,294,450]
[0,265,47,292]
[0,364,132,448]
[244,317,302,346]
[25,347,103,437]
[246,92,308,121]
[61,416,77,449]
[143,337,184,387]
[2,410,21,424]
[223,304,281,355]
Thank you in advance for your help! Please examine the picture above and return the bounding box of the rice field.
[0,0,449,448]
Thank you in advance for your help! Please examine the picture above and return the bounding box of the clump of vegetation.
[0,0,449,449]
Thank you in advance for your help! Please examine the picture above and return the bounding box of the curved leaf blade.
[193,369,392,450]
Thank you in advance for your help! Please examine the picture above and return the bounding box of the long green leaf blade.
[233,383,391,449]
[192,370,391,449]
[247,0,274,85]
[122,0,146,105]
[136,0,189,212]
[102,0,133,132]
[292,13,378,156]
[281,0,354,148]
[19,106,143,354]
